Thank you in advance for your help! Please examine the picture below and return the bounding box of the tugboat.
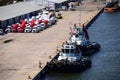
[104,0,120,13]
[67,24,101,55]
[46,44,91,73]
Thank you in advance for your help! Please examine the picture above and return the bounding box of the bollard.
[39,61,42,65]
[39,61,42,68]
[39,64,42,68]
[49,55,52,59]
[28,75,32,79]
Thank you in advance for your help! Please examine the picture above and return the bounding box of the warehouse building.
[0,2,44,29]
[48,0,69,10]
[34,0,68,10]
[0,0,69,30]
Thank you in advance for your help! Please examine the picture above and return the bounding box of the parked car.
[0,29,4,35]
[30,20,35,27]
[40,22,45,30]
[36,13,42,20]
[40,20,49,29]
[18,22,26,32]
[11,23,19,32]
[32,26,41,33]
[24,25,32,33]
[56,12,62,19]
[5,26,12,33]
[49,17,57,25]
[17,27,24,32]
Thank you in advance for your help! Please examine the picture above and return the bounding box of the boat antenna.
[78,5,82,27]
[69,21,72,32]
[69,21,73,37]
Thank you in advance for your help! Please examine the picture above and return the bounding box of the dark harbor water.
[41,12,120,80]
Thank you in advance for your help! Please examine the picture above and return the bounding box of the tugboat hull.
[104,7,120,13]
[79,42,101,56]
[104,0,120,13]
[46,58,91,73]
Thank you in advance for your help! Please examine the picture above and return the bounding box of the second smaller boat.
[67,24,101,55]
[104,0,120,13]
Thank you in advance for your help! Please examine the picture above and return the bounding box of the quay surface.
[0,0,104,80]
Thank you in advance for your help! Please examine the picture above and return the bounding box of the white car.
[24,26,32,33]
[24,18,29,23]
[47,19,52,26]
[37,24,43,31]
[49,17,57,25]
[40,22,46,30]
[32,26,41,33]
[0,29,4,35]
[36,13,42,20]
[5,26,12,33]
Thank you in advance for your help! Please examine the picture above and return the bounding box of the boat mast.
[78,4,82,28]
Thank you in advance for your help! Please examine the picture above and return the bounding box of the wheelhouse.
[61,45,75,54]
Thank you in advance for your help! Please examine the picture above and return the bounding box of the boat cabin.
[58,44,81,62]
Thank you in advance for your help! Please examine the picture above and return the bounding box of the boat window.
[75,34,79,37]
[71,49,74,53]
[106,3,114,8]
[79,35,84,40]
[62,49,69,53]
